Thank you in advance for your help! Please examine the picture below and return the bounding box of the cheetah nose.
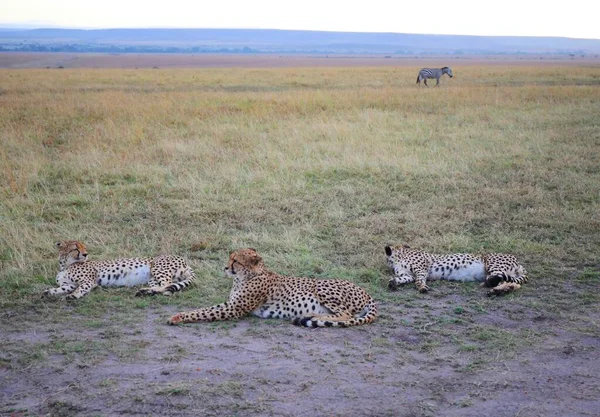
[82,253,88,257]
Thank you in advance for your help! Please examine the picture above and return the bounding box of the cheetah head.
[385,244,413,290]
[224,248,265,278]
[56,240,88,271]
[384,244,411,267]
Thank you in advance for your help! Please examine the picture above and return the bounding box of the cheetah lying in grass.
[43,240,196,300]
[169,248,377,327]
[384,244,527,296]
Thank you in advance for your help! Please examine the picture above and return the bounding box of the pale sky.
[1,0,599,39]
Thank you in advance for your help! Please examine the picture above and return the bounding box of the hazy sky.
[2,0,598,39]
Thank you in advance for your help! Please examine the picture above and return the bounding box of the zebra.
[416,67,453,87]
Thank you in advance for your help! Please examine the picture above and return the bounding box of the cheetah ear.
[247,251,262,267]
[402,243,411,249]
[384,246,392,256]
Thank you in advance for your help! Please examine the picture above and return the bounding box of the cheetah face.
[384,244,410,267]
[224,248,264,278]
[56,240,88,270]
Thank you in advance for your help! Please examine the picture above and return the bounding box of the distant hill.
[1,28,599,55]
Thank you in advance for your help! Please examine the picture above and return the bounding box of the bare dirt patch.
[2,279,599,416]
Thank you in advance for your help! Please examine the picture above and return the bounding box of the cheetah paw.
[168,314,184,325]
[487,282,521,297]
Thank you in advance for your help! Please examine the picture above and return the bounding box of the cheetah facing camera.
[169,248,377,328]
[384,244,527,296]
[43,240,196,300]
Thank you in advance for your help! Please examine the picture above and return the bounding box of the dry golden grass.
[0,65,598,302]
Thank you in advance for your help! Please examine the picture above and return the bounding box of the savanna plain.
[1,59,599,417]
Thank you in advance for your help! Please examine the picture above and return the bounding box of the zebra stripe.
[416,67,453,87]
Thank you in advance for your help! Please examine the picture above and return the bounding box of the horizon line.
[1,24,599,41]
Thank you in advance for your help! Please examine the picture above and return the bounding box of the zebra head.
[442,67,453,78]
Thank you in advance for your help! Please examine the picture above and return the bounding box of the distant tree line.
[0,43,591,56]
[0,43,261,54]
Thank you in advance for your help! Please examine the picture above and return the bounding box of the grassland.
[1,64,599,416]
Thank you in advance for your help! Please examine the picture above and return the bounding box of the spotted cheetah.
[384,244,527,296]
[169,248,377,328]
[42,240,196,300]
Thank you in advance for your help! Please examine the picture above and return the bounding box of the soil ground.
[2,276,599,416]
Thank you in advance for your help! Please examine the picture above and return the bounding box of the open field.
[1,52,599,69]
[1,64,599,416]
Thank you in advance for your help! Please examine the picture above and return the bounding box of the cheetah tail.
[293,301,378,328]
[164,267,197,295]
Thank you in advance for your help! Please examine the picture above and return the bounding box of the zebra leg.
[436,77,440,87]
[424,79,429,87]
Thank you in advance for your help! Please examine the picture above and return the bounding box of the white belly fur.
[428,261,486,282]
[100,265,151,287]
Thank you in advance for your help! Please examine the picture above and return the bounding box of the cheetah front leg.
[413,268,430,293]
[388,271,415,291]
[65,283,97,300]
[42,283,77,297]
[169,300,256,325]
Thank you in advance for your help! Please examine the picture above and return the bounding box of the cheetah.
[169,248,377,328]
[42,240,196,300]
[384,244,527,296]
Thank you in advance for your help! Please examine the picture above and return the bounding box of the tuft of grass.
[155,382,191,396]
